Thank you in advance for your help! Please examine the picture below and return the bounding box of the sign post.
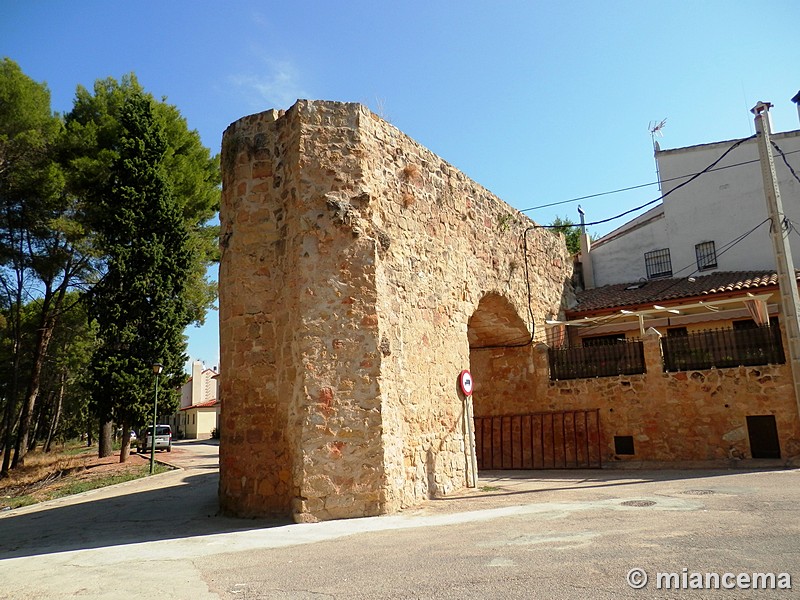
[459,370,478,488]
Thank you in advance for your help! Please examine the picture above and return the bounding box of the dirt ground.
[0,445,155,510]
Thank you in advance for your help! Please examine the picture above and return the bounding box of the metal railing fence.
[661,325,785,372]
[548,339,645,381]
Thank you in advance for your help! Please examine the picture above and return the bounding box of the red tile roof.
[568,271,790,315]
[180,399,219,410]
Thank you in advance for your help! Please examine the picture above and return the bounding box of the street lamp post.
[150,363,163,475]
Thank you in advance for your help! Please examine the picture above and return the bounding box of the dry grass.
[0,443,158,510]
[1,445,86,488]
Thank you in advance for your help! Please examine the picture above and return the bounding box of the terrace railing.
[661,325,785,372]
[548,339,645,381]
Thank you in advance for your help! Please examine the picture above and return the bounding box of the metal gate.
[474,409,602,470]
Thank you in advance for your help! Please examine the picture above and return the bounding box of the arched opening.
[467,294,531,349]
[466,294,532,481]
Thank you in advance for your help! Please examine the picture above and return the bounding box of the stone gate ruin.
[218,100,573,521]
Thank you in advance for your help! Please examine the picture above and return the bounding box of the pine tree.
[88,92,192,462]
[550,216,582,255]
[0,58,83,472]
[64,73,219,459]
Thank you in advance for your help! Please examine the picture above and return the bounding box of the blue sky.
[3,0,799,369]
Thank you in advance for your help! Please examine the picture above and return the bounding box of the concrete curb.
[0,460,185,518]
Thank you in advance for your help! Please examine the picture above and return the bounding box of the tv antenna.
[649,118,667,190]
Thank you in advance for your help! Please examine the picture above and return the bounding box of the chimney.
[577,205,595,289]
[793,90,800,126]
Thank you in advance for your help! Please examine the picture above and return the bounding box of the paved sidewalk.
[1,453,798,599]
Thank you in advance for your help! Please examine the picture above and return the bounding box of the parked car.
[140,424,172,452]
[116,428,137,441]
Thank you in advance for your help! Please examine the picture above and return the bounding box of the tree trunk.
[13,324,53,467]
[1,304,23,476]
[2,402,23,477]
[86,417,93,447]
[98,419,113,458]
[13,269,74,467]
[44,374,65,453]
[119,424,131,463]
[29,391,49,453]
[1,224,25,476]
[0,398,13,477]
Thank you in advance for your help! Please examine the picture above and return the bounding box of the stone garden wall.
[472,330,800,463]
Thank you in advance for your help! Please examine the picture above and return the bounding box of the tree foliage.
[550,216,582,255]
[64,74,219,459]
[0,58,78,471]
[88,92,192,453]
[64,74,219,325]
[0,62,220,469]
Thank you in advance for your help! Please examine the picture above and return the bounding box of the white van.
[140,424,172,452]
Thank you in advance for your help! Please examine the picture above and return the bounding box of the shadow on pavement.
[0,470,291,560]
[434,467,792,502]
[3,465,790,561]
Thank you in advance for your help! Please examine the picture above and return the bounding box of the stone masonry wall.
[219,108,301,516]
[220,101,572,521]
[218,101,574,521]
[356,108,571,510]
[472,330,800,463]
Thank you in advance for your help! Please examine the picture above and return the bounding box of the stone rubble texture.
[218,101,573,521]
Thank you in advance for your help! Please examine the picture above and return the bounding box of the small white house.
[168,360,220,439]
[584,99,800,289]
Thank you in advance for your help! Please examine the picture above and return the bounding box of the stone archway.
[468,293,532,349]
[217,101,572,522]
[468,292,533,417]
[468,293,535,474]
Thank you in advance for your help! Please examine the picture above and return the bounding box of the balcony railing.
[548,339,645,381]
[661,326,785,372]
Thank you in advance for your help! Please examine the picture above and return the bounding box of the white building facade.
[169,360,220,439]
[586,123,800,288]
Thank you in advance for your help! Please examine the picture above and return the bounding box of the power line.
[521,147,800,214]
[580,218,771,332]
[521,181,658,212]
[670,217,771,282]
[772,141,800,185]
[531,135,755,230]
[659,218,772,281]
[478,135,794,349]
[573,218,772,338]
[512,136,759,344]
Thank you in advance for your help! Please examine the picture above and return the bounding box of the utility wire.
[522,146,800,214]
[522,181,658,212]
[662,217,771,286]
[570,218,772,338]
[482,135,766,350]
[495,136,758,348]
[531,135,755,230]
[772,141,800,185]
[477,135,781,349]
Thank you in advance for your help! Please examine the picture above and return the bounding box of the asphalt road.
[1,441,798,599]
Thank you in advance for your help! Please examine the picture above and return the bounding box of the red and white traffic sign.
[459,369,473,396]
